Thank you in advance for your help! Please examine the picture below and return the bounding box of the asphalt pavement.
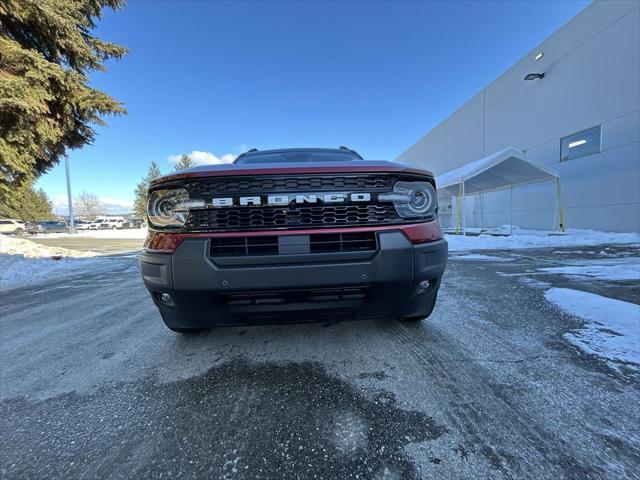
[1,245,639,479]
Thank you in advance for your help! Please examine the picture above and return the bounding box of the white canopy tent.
[436,147,565,234]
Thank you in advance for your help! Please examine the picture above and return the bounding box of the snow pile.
[0,255,112,291]
[447,228,640,252]
[0,236,105,290]
[0,236,97,258]
[538,260,640,281]
[545,288,640,370]
[35,227,148,240]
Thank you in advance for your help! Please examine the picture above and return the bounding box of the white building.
[397,1,639,233]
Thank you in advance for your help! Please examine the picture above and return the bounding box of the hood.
[151,160,433,186]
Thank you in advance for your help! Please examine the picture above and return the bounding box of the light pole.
[64,156,76,234]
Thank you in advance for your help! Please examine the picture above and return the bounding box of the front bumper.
[140,231,447,327]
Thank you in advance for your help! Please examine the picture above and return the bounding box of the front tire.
[168,327,207,334]
[402,315,426,322]
[13,228,24,236]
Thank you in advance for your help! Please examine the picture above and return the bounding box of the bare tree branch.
[74,192,102,220]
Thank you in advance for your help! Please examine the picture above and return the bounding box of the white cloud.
[167,150,238,166]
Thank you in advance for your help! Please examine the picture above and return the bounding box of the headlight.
[147,188,204,228]
[379,181,437,219]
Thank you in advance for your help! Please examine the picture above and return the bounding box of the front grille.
[210,232,377,257]
[182,175,397,196]
[222,287,370,306]
[152,173,432,232]
[186,204,400,232]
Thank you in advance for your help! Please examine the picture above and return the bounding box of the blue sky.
[37,0,588,211]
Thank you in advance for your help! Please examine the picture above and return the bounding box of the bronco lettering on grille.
[210,192,371,208]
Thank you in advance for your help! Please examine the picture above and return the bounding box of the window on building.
[560,126,601,162]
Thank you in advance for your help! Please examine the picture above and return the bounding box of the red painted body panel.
[144,221,443,253]
[151,162,433,186]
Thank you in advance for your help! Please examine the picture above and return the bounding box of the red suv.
[140,148,447,333]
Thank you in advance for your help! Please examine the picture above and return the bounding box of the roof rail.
[233,148,258,163]
[339,146,363,159]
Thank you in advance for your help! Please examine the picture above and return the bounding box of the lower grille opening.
[222,287,370,306]
[210,236,278,257]
[210,232,376,257]
[309,232,376,253]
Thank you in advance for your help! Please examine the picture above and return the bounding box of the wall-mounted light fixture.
[524,72,545,81]
[534,51,544,61]
[568,139,587,149]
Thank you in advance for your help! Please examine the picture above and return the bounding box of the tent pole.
[510,184,513,236]
[480,191,484,232]
[556,177,566,232]
[462,181,466,235]
[552,179,558,232]
[455,186,460,234]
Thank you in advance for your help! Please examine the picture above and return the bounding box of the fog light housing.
[159,292,175,306]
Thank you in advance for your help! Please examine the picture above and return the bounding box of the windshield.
[234,150,361,165]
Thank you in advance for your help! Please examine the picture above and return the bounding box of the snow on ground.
[538,259,640,281]
[446,228,640,252]
[0,232,146,291]
[0,255,113,291]
[448,253,514,262]
[0,236,104,290]
[0,236,98,258]
[545,288,640,370]
[31,227,148,239]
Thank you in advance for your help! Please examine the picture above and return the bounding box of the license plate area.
[278,235,310,255]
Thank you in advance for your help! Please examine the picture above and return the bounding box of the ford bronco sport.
[140,148,447,333]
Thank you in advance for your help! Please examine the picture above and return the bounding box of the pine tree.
[174,154,196,171]
[0,0,128,210]
[133,161,161,218]
[32,188,55,221]
[0,183,54,221]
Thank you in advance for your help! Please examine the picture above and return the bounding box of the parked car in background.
[103,217,126,229]
[122,218,144,229]
[27,220,68,234]
[75,220,92,230]
[88,218,107,230]
[0,219,27,235]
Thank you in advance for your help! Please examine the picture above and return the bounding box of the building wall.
[397,0,640,232]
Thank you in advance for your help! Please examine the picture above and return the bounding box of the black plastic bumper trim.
[139,232,447,327]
